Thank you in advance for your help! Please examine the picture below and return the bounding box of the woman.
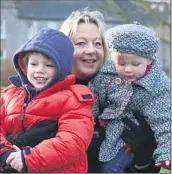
[3,8,160,173]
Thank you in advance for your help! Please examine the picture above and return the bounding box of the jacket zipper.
[21,102,27,132]
[20,89,41,132]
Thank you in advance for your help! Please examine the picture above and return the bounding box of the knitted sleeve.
[142,91,171,163]
[88,73,104,118]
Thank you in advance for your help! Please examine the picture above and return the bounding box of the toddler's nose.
[124,65,132,72]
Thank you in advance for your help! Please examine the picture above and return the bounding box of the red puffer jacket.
[0,74,94,173]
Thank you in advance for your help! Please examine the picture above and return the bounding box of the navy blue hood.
[10,28,74,94]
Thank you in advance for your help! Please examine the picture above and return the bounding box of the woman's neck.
[75,78,90,86]
[75,73,98,86]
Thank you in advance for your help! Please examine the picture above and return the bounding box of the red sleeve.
[0,96,13,157]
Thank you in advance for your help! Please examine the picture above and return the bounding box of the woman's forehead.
[75,23,102,39]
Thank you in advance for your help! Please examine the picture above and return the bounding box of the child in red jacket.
[0,28,94,173]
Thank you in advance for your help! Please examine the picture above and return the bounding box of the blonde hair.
[111,52,121,60]
[111,51,152,61]
[60,7,109,61]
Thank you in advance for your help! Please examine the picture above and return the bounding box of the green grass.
[160,167,170,173]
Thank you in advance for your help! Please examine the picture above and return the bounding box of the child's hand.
[155,160,171,170]
[6,145,24,172]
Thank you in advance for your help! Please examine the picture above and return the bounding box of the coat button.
[115,77,122,85]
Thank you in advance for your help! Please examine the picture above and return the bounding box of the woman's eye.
[76,42,85,46]
[95,42,102,47]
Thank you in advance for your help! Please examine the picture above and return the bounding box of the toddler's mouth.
[34,77,48,83]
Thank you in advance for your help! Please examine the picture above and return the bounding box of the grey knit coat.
[88,58,171,163]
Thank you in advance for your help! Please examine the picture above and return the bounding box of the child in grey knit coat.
[88,22,171,172]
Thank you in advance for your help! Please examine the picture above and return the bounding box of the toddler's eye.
[30,62,37,66]
[132,63,139,66]
[118,61,125,66]
[47,64,55,67]
[119,63,125,66]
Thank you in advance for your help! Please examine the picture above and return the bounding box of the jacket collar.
[8,75,37,97]
[134,59,170,94]
[8,75,22,87]
[8,74,76,97]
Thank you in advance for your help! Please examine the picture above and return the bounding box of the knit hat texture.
[105,22,160,59]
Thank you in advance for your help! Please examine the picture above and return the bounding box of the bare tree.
[96,0,170,44]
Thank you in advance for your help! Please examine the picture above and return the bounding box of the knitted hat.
[105,22,160,59]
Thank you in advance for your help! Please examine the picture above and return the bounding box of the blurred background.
[1,0,171,86]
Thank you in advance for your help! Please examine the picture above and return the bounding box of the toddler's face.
[27,53,56,90]
[112,53,152,82]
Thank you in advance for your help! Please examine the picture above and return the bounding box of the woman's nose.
[84,44,96,54]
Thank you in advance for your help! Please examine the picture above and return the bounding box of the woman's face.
[72,23,105,80]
